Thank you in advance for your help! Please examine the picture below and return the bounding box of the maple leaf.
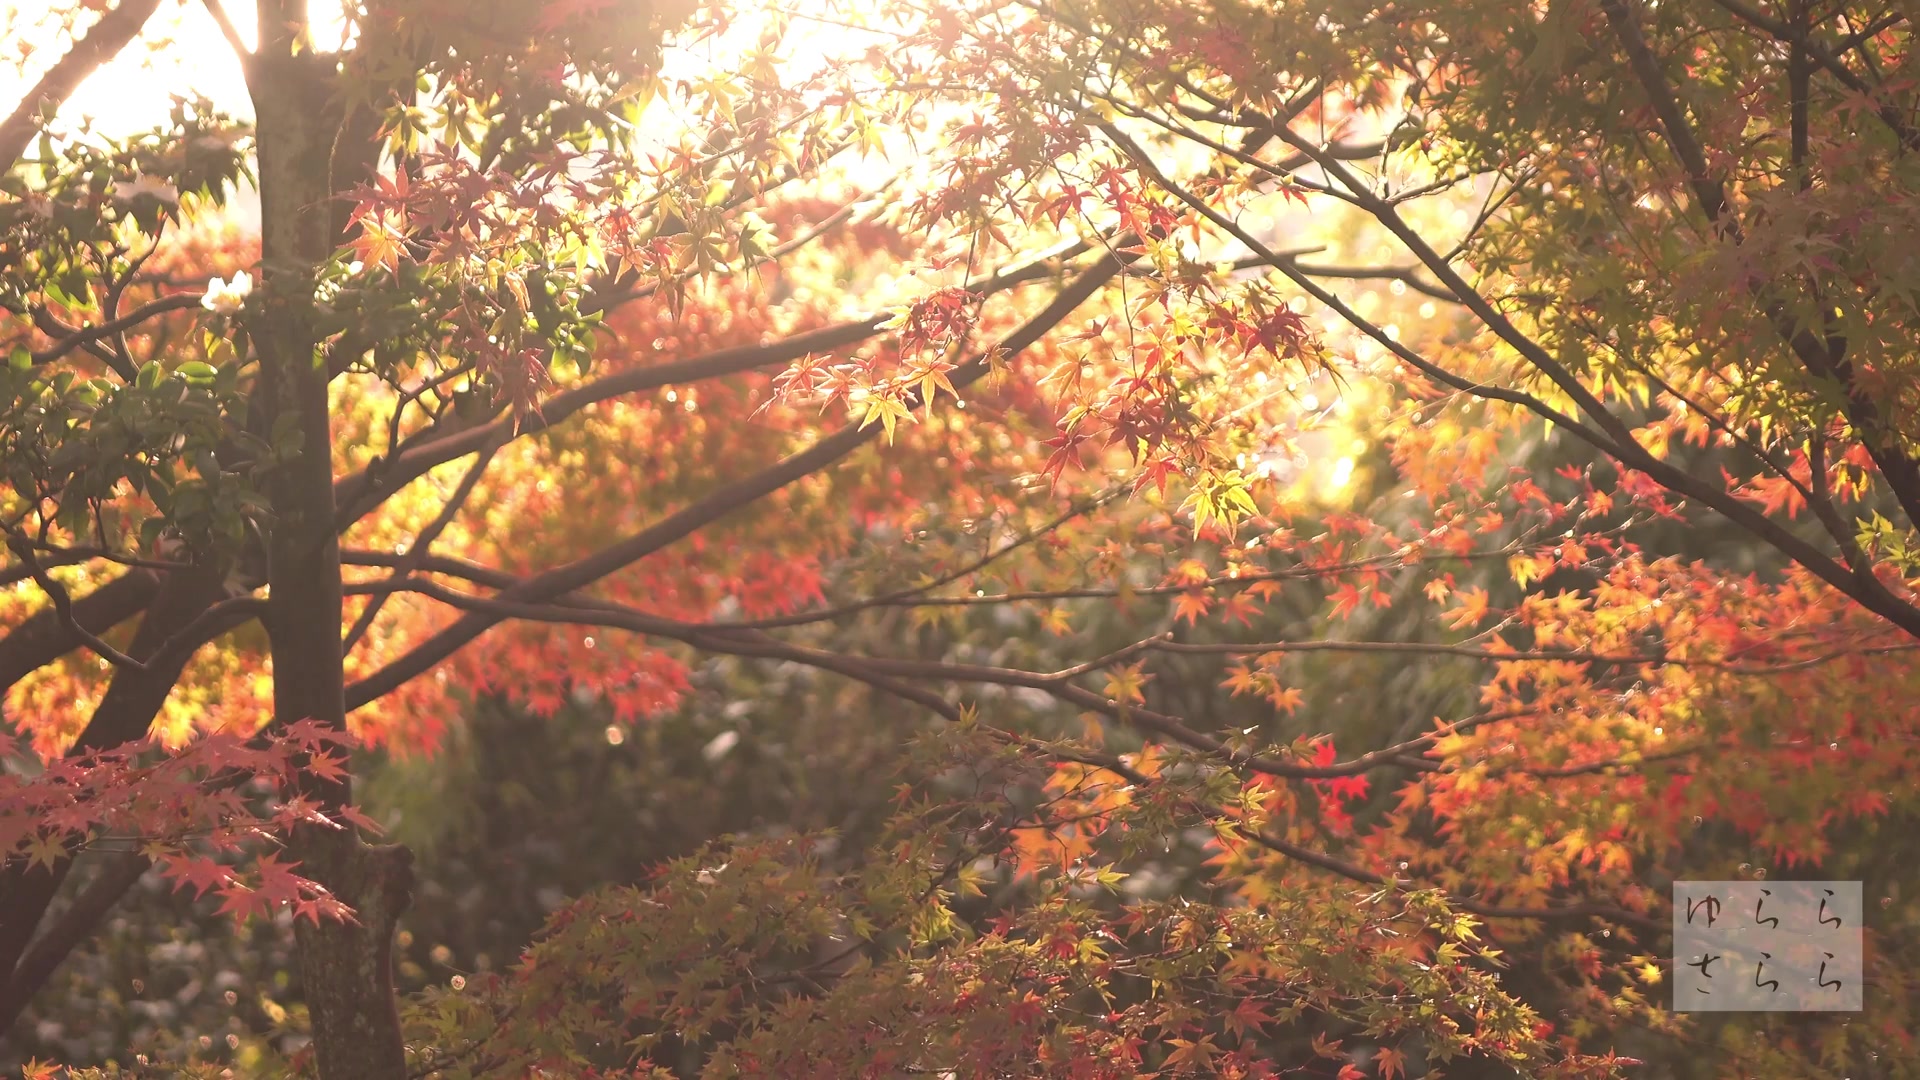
[1266,684,1305,716]
[1173,590,1211,624]
[335,803,387,836]
[295,894,357,926]
[1329,582,1364,620]
[1040,607,1074,636]
[1135,453,1182,496]
[251,852,315,911]
[855,393,915,443]
[1223,997,1271,1040]
[1444,586,1490,630]
[161,853,234,900]
[1221,664,1260,696]
[302,749,350,784]
[1218,592,1261,626]
[214,881,270,923]
[347,209,409,273]
[22,833,66,873]
[1164,1036,1219,1071]
[1101,662,1151,705]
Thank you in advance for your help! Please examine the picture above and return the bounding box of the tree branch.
[3,534,146,671]
[332,237,1095,528]
[349,569,1661,930]
[0,543,190,588]
[352,569,1531,783]
[1147,635,1919,675]
[342,437,502,654]
[25,305,138,380]
[650,545,1522,631]
[1262,128,1920,641]
[1291,261,1457,303]
[0,0,165,170]
[0,573,157,695]
[1097,122,1623,454]
[1708,0,1920,150]
[1601,0,1735,228]
[28,292,204,369]
[1605,0,1920,546]
[344,248,1135,708]
[201,0,251,62]
[0,853,150,1034]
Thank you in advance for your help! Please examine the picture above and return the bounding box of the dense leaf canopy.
[3,0,1920,1076]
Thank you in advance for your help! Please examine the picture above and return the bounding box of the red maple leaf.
[160,853,234,900]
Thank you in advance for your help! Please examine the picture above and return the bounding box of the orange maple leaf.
[1444,586,1490,630]
[1174,590,1211,624]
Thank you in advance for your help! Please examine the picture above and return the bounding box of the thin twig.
[4,534,146,670]
[343,436,504,654]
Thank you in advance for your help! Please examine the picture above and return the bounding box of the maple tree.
[7,0,1920,1076]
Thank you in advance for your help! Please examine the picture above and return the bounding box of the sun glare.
[1,2,360,136]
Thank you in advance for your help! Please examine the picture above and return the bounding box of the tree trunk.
[249,7,412,1077]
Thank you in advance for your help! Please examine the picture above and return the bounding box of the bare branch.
[0,542,189,587]
[377,575,1667,930]
[693,489,1127,630]
[583,183,889,316]
[1230,807,1661,930]
[354,565,1513,783]
[25,305,138,380]
[691,546,1524,630]
[1518,744,1701,778]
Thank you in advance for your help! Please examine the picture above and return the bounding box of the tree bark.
[249,6,411,1077]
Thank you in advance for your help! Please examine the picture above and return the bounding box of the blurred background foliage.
[15,386,1915,1078]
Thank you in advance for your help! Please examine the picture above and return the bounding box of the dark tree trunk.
[249,6,412,1077]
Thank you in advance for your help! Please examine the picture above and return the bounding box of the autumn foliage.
[5,0,1920,1076]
